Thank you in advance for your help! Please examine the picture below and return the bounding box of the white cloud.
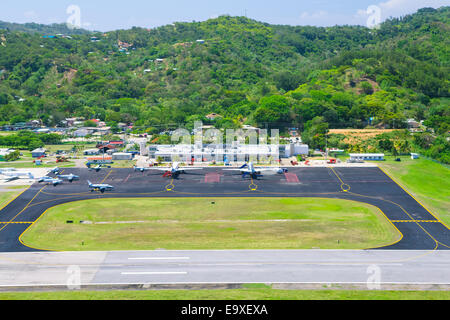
[379,0,446,18]
[299,11,343,26]
[23,10,39,21]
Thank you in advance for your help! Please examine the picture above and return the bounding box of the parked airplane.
[89,164,111,172]
[133,165,152,173]
[88,180,114,193]
[49,167,61,175]
[146,162,203,178]
[1,171,34,182]
[38,176,63,186]
[223,162,287,179]
[57,173,80,183]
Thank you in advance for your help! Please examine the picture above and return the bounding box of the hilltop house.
[205,113,222,120]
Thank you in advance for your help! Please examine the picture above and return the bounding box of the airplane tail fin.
[239,163,248,169]
[28,172,34,179]
[87,180,92,187]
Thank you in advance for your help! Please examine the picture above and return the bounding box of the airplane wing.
[4,176,19,182]
[146,168,174,171]
[222,168,251,172]
[178,167,204,170]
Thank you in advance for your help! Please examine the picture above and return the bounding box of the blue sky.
[1,0,448,31]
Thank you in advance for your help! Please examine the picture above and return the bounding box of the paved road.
[0,250,449,288]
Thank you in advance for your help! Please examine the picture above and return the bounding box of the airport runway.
[0,249,449,288]
[0,166,448,252]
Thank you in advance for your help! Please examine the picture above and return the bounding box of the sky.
[1,0,448,31]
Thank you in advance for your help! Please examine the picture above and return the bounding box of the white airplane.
[133,165,152,173]
[89,164,111,172]
[223,162,287,179]
[38,176,63,186]
[49,167,61,175]
[88,180,114,193]
[57,173,80,183]
[1,171,34,182]
[147,162,203,178]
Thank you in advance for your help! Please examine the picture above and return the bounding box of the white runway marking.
[121,272,188,275]
[128,257,190,260]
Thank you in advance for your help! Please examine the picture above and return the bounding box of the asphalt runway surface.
[0,166,449,252]
[1,249,450,287]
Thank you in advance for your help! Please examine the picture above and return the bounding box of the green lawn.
[377,156,450,227]
[0,288,449,300]
[21,197,400,251]
[110,159,137,168]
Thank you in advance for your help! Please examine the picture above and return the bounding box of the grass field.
[377,156,450,227]
[21,197,400,251]
[110,159,137,168]
[0,288,449,300]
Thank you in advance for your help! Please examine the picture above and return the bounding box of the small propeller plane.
[49,167,61,175]
[88,180,114,193]
[57,173,80,183]
[88,164,111,172]
[1,171,34,182]
[133,165,152,173]
[146,162,203,178]
[223,162,287,179]
[38,176,63,186]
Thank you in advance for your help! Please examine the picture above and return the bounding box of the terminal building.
[148,143,309,163]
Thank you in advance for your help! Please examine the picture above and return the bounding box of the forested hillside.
[0,20,92,35]
[0,7,448,161]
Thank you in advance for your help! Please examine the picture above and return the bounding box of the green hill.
[0,7,448,161]
[0,20,93,35]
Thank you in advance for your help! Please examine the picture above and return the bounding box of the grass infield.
[21,197,400,251]
[377,157,450,228]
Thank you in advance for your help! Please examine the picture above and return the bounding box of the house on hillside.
[205,113,222,120]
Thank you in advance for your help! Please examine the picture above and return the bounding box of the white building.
[349,153,385,161]
[282,144,309,158]
[112,152,133,160]
[148,143,308,163]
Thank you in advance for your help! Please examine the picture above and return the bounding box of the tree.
[302,116,329,150]
[4,150,20,161]
[253,95,290,129]
[0,93,9,105]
